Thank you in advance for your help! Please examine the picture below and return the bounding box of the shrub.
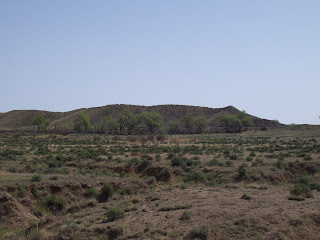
[290,183,313,200]
[45,195,66,211]
[138,160,152,172]
[305,164,319,175]
[241,193,251,200]
[304,155,312,161]
[159,204,192,211]
[156,135,166,142]
[17,186,27,198]
[246,156,253,162]
[98,183,114,202]
[229,154,238,160]
[107,225,123,240]
[118,187,132,195]
[187,225,209,240]
[31,174,42,182]
[129,157,139,165]
[184,171,207,184]
[250,152,256,157]
[171,156,186,168]
[237,164,247,179]
[106,208,125,221]
[310,183,320,191]
[206,159,218,166]
[180,211,192,221]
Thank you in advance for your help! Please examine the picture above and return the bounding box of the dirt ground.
[0,130,319,239]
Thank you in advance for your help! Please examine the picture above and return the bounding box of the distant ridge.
[0,104,282,133]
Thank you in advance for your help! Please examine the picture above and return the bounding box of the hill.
[0,104,282,133]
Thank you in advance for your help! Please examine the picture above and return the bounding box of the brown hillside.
[0,104,282,133]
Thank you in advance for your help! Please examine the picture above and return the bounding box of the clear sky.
[1,1,319,124]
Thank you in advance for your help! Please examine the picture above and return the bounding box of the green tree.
[140,111,164,134]
[168,121,179,134]
[182,113,194,134]
[118,109,137,135]
[31,114,44,133]
[105,115,118,134]
[193,115,208,134]
[73,112,92,133]
[43,119,51,134]
[220,115,242,133]
[237,111,253,132]
[220,112,253,133]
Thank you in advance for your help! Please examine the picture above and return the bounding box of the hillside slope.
[0,104,282,133]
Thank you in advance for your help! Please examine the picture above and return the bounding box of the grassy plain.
[0,129,319,239]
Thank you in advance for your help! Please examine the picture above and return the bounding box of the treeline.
[31,109,253,135]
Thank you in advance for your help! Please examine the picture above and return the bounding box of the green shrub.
[310,183,320,191]
[138,160,152,171]
[107,225,123,240]
[180,211,192,221]
[171,156,186,168]
[246,156,253,161]
[304,155,312,161]
[187,225,209,240]
[229,154,238,160]
[45,195,66,211]
[118,187,132,195]
[249,152,256,157]
[106,208,125,221]
[98,183,114,202]
[290,183,313,200]
[17,186,27,198]
[31,174,42,182]
[180,182,189,189]
[129,158,139,165]
[206,159,218,166]
[183,171,207,184]
[237,164,247,179]
[241,193,251,200]
[8,167,17,173]
[159,204,192,211]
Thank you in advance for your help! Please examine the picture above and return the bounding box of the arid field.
[0,129,320,239]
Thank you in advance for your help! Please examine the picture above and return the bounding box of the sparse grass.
[159,204,192,211]
[1,131,320,239]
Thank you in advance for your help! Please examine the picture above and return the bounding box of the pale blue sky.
[1,1,319,124]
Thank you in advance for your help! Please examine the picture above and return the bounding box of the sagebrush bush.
[17,186,27,198]
[45,195,66,211]
[237,164,247,179]
[180,211,192,221]
[98,183,114,202]
[187,225,209,240]
[183,171,207,184]
[290,183,313,199]
[106,208,125,221]
[31,174,42,182]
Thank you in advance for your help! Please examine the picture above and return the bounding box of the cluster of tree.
[75,110,164,135]
[31,109,254,134]
[31,114,51,133]
[219,111,253,133]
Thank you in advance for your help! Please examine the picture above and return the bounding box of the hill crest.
[0,104,281,133]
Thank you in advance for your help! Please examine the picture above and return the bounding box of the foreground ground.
[0,129,320,239]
